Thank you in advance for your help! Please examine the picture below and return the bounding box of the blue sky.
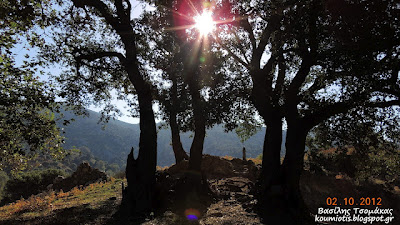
[13,1,155,124]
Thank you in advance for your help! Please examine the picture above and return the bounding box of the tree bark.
[170,108,189,163]
[260,117,283,188]
[169,72,189,164]
[180,40,206,172]
[281,120,309,219]
[124,89,157,214]
[187,73,206,172]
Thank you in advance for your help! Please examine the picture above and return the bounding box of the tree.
[0,0,65,174]
[235,120,262,145]
[41,0,158,214]
[307,107,400,181]
[211,0,400,221]
[139,0,253,171]
[138,7,190,164]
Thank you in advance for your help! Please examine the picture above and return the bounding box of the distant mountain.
[58,109,286,171]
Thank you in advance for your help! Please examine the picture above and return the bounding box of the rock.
[165,155,260,181]
[52,162,108,192]
[53,175,65,184]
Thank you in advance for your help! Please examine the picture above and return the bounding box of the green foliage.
[139,4,254,133]
[39,0,133,124]
[0,63,64,173]
[1,168,65,205]
[0,171,9,202]
[0,0,66,173]
[307,108,400,183]
[307,147,400,185]
[235,121,262,144]
[112,170,126,179]
[356,148,400,183]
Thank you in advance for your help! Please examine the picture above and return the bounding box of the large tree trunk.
[256,114,289,224]
[260,117,283,188]
[124,90,157,214]
[250,69,283,187]
[281,120,311,223]
[123,39,157,215]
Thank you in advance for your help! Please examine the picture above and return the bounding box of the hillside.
[59,109,286,171]
[1,156,399,225]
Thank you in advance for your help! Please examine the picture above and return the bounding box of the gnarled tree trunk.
[169,74,189,164]
[282,125,307,204]
[187,72,206,172]
[281,119,312,223]
[124,88,157,215]
[170,108,189,163]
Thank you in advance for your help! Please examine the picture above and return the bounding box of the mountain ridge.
[58,109,286,171]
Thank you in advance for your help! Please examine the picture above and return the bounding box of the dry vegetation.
[0,177,123,224]
[1,156,399,225]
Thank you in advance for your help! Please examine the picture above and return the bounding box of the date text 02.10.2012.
[326,197,382,206]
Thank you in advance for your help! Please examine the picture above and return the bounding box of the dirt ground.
[2,155,399,225]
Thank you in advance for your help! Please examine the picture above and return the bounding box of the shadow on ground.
[1,198,120,225]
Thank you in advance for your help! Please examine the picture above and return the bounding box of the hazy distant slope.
[59,110,285,167]
[59,110,139,167]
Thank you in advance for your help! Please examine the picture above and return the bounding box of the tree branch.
[251,14,281,69]
[115,0,125,19]
[285,55,313,103]
[305,97,400,130]
[75,51,126,64]
[305,74,336,97]
[305,101,352,129]
[231,31,250,65]
[366,99,400,108]
[71,0,120,29]
[273,55,286,98]
[261,53,277,95]
[212,36,249,68]
[240,18,256,50]
[115,0,131,21]
[125,0,131,15]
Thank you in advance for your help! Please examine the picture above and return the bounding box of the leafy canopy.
[0,0,65,173]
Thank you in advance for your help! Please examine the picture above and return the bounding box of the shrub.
[69,186,84,196]
[113,170,125,179]
[0,171,9,202]
[307,147,400,185]
[1,169,65,205]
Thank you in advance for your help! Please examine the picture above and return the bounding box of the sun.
[194,10,215,35]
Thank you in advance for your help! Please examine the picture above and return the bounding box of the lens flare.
[184,208,201,221]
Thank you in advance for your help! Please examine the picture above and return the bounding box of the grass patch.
[248,157,262,165]
[0,177,123,222]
